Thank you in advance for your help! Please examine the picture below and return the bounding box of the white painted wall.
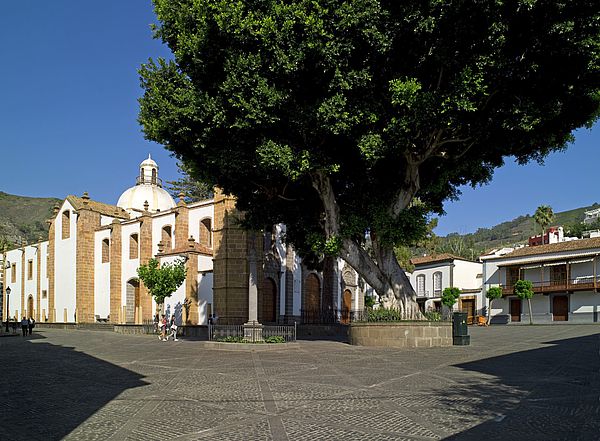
[197,271,213,324]
[410,264,451,298]
[151,212,176,255]
[23,245,37,318]
[188,203,214,245]
[94,229,111,320]
[5,248,23,319]
[452,260,482,289]
[54,201,77,322]
[159,255,186,325]
[39,242,49,320]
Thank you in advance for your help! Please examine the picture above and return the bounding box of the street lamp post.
[4,286,10,332]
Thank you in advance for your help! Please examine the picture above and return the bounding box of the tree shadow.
[0,333,147,440]
[441,333,600,441]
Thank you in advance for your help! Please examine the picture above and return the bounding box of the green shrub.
[423,310,442,322]
[264,336,286,343]
[367,307,404,322]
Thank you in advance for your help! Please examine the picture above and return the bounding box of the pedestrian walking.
[153,313,159,335]
[28,317,35,335]
[168,315,178,341]
[11,317,17,334]
[21,317,28,336]
[159,315,167,341]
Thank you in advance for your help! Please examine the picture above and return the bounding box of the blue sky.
[0,1,598,237]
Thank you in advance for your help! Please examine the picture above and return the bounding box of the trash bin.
[452,312,470,345]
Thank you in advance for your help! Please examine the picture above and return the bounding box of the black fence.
[300,308,369,324]
[208,321,296,343]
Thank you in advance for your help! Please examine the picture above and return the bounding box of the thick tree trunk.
[311,170,423,320]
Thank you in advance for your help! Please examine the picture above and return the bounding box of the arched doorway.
[260,277,277,323]
[304,273,321,322]
[341,290,352,324]
[27,295,34,319]
[126,279,140,323]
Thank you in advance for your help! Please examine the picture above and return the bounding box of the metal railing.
[208,321,296,343]
[500,275,600,295]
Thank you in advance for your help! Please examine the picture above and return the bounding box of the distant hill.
[437,203,600,256]
[0,192,62,247]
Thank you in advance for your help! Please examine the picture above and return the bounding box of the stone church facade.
[2,156,364,326]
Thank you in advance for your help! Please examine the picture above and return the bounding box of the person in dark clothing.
[28,317,35,335]
[21,317,28,336]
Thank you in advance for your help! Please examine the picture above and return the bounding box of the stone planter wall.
[348,322,452,348]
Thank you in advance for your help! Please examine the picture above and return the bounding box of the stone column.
[244,245,263,340]
[139,210,153,321]
[76,193,100,323]
[184,237,199,324]
[212,189,249,324]
[109,219,122,323]
[174,193,189,249]
[47,205,58,322]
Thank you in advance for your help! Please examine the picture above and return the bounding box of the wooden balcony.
[500,276,600,296]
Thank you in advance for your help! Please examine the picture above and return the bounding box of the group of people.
[153,314,178,342]
[4,317,35,336]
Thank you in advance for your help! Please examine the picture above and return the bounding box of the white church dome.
[117,154,176,216]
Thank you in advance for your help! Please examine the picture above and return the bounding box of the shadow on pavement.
[0,332,147,440]
[443,332,600,441]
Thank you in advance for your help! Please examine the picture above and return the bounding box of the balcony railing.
[500,275,600,295]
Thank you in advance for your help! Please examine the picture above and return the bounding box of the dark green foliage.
[514,280,534,300]
[139,0,600,282]
[364,294,376,309]
[566,217,600,238]
[486,286,503,301]
[137,258,187,306]
[264,336,286,343]
[165,161,214,202]
[441,287,461,309]
[367,308,405,322]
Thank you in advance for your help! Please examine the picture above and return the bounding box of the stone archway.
[126,279,140,323]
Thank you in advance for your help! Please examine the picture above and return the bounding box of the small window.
[433,272,442,295]
[11,263,16,283]
[162,226,172,250]
[62,211,70,240]
[27,260,33,280]
[200,218,212,248]
[416,274,425,296]
[129,234,139,259]
[102,239,110,263]
[42,290,47,299]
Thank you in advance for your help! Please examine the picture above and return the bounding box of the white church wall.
[197,271,213,324]
[188,203,214,244]
[40,242,49,320]
[121,222,142,313]
[23,245,37,318]
[100,215,114,226]
[54,200,77,322]
[5,247,23,319]
[94,230,111,320]
[152,212,176,255]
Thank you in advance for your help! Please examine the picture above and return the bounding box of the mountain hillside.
[0,192,62,247]
[438,203,600,255]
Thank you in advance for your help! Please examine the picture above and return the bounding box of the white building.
[409,254,483,322]
[482,238,600,324]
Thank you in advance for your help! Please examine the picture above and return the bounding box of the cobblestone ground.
[0,325,599,441]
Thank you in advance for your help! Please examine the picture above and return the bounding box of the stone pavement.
[0,325,599,441]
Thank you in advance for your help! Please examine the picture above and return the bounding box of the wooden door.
[304,274,321,322]
[27,296,34,319]
[510,298,521,322]
[553,295,568,321]
[461,299,476,324]
[261,277,277,323]
[341,290,352,324]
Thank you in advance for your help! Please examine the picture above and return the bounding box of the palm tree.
[534,205,554,244]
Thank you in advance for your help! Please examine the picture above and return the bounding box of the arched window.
[433,272,442,296]
[129,234,139,259]
[200,218,212,247]
[62,211,70,240]
[162,225,172,250]
[416,274,426,296]
[102,239,110,263]
[151,168,157,185]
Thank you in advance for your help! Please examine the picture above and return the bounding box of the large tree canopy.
[139,0,600,318]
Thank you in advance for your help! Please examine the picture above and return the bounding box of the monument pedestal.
[243,321,263,342]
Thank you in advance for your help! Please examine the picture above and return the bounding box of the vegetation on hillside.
[0,192,61,248]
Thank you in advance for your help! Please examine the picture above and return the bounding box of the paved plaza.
[0,325,599,441]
